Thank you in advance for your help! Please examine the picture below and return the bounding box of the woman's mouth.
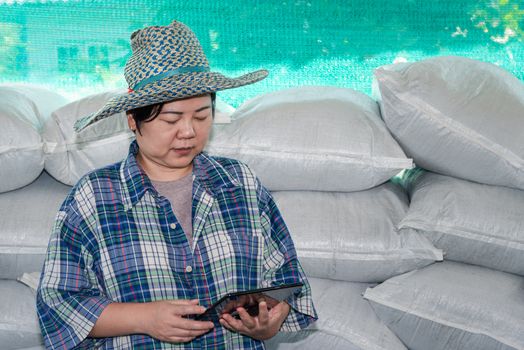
[173,147,193,156]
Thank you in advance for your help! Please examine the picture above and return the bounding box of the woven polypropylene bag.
[1,84,69,129]
[42,90,134,185]
[272,182,442,282]
[0,172,71,279]
[364,261,524,350]
[266,277,407,350]
[0,87,44,193]
[43,91,234,186]
[399,169,524,276]
[0,84,68,193]
[0,280,43,349]
[207,86,412,192]
[373,56,524,190]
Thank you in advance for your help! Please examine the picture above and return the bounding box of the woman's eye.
[195,115,209,121]
[163,119,178,124]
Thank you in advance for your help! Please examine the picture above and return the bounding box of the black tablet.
[196,282,304,321]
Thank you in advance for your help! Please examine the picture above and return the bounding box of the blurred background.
[1,0,523,106]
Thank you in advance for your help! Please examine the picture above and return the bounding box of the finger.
[176,318,215,331]
[221,312,247,332]
[163,324,213,341]
[269,301,291,322]
[236,307,257,329]
[257,301,269,325]
[172,304,208,316]
[219,317,233,331]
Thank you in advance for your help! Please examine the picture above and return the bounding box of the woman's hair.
[127,92,216,134]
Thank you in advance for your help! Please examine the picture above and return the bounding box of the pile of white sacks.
[0,56,523,350]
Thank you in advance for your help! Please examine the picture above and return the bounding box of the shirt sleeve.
[258,183,318,332]
[36,189,112,350]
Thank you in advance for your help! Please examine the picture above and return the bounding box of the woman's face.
[127,94,213,181]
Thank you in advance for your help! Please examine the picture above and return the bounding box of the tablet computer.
[196,282,304,321]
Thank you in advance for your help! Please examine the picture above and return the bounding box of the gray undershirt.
[152,172,193,245]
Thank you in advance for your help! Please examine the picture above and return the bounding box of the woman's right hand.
[141,299,215,343]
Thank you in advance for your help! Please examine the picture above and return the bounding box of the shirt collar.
[120,140,241,209]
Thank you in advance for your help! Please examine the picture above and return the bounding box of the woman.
[37,20,317,349]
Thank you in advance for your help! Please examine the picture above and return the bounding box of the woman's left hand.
[219,300,291,340]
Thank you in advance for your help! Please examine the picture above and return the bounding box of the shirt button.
[185,265,193,273]
[170,223,177,230]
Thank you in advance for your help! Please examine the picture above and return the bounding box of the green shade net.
[1,0,523,106]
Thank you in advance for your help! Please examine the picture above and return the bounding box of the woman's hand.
[218,300,291,340]
[89,299,214,343]
[142,299,214,343]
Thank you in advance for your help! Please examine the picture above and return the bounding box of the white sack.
[399,169,524,276]
[273,182,442,282]
[214,97,236,124]
[0,171,71,279]
[207,86,412,192]
[0,83,69,130]
[0,280,43,349]
[373,56,524,190]
[18,272,41,293]
[0,87,44,193]
[266,278,407,350]
[42,90,135,185]
[43,91,234,186]
[364,261,524,350]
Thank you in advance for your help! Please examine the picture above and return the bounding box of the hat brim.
[74,69,268,132]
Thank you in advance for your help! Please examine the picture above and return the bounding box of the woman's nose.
[177,119,196,138]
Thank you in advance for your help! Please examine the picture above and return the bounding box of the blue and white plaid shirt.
[37,141,317,349]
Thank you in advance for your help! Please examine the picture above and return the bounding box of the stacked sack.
[364,56,524,350]
[3,56,523,349]
[0,84,69,193]
[0,87,135,349]
[42,89,135,185]
[1,87,236,278]
[206,86,443,350]
[0,84,70,349]
[0,88,137,280]
[0,87,237,350]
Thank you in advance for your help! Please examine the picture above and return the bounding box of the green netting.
[1,0,523,106]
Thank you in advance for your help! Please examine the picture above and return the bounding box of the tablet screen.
[196,282,304,321]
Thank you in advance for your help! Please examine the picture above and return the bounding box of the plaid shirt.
[37,141,317,350]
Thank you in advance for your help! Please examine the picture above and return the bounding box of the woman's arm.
[89,300,214,343]
[37,189,213,348]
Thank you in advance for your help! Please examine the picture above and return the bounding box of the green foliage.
[471,0,524,43]
[0,0,523,101]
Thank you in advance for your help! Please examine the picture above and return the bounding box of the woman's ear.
[127,113,137,132]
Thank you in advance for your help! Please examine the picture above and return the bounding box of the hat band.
[132,65,210,90]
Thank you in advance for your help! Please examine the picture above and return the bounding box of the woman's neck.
[136,152,193,182]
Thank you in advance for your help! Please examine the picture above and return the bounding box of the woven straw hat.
[74,20,268,132]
